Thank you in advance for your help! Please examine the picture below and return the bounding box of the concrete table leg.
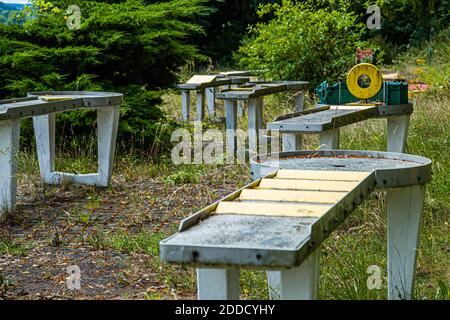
[0,119,20,220]
[290,128,340,299]
[387,185,424,300]
[197,268,240,300]
[235,83,244,117]
[33,114,56,182]
[205,87,215,117]
[267,250,320,300]
[294,92,305,113]
[33,106,120,187]
[282,134,302,152]
[248,97,264,158]
[196,91,205,122]
[181,90,190,122]
[280,92,306,151]
[225,100,238,164]
[237,101,245,117]
[387,115,410,153]
[319,129,340,150]
[96,105,120,186]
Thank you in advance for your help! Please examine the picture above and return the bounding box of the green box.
[316,81,408,105]
[383,81,409,105]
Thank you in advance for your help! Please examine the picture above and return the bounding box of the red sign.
[356,48,373,63]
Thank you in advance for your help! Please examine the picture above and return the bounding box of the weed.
[0,239,28,256]
[163,167,202,185]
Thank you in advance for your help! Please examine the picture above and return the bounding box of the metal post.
[267,250,320,300]
[197,268,240,300]
[387,185,424,300]
[205,87,215,117]
[387,115,410,153]
[0,119,20,220]
[181,90,190,122]
[319,129,340,150]
[196,91,205,122]
[225,100,238,164]
[33,114,56,182]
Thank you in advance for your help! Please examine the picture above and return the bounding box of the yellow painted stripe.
[39,96,74,102]
[276,170,371,182]
[215,201,331,218]
[258,178,358,192]
[329,105,376,110]
[186,75,217,84]
[239,189,347,204]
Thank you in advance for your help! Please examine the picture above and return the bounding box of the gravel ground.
[0,164,250,300]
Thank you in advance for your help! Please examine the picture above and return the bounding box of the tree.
[237,0,366,87]
[0,0,210,149]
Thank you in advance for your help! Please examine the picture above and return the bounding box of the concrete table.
[160,150,432,300]
[216,81,309,159]
[265,102,413,300]
[177,75,251,121]
[269,103,413,153]
[0,91,123,220]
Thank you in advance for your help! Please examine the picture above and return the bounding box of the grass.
[163,166,203,186]
[0,272,10,297]
[83,228,164,256]
[156,82,450,300]
[2,61,449,300]
[5,88,448,300]
[0,228,29,256]
[0,240,29,256]
[89,227,197,298]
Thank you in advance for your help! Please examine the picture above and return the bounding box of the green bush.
[419,27,450,92]
[0,0,210,152]
[236,0,366,88]
[163,167,202,185]
[392,27,450,94]
[285,0,450,63]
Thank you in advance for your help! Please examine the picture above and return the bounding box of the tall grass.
[11,60,449,300]
[317,92,449,300]
[155,85,449,300]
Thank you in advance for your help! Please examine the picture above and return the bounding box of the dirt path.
[0,164,250,300]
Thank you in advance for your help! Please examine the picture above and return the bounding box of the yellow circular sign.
[346,63,383,100]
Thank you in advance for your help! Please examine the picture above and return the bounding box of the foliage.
[374,0,449,46]
[295,0,450,63]
[417,63,450,93]
[0,2,28,24]
[190,0,280,66]
[237,0,366,87]
[414,28,450,92]
[0,0,210,150]
[142,0,281,66]
[163,166,202,185]
[392,27,450,93]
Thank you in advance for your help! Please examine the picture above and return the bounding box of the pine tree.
[0,0,210,149]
